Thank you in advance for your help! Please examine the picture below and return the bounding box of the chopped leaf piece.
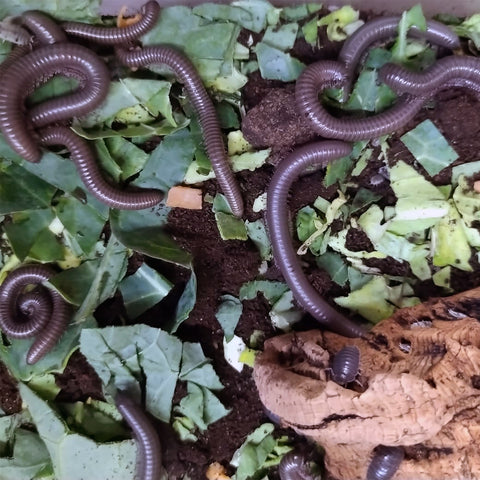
[239,281,288,304]
[453,175,480,226]
[400,120,459,176]
[212,194,248,241]
[432,266,452,290]
[215,295,243,342]
[166,271,197,334]
[270,290,302,330]
[18,384,138,480]
[453,13,480,49]
[318,6,360,41]
[119,263,173,319]
[80,325,182,422]
[432,201,473,271]
[316,251,349,286]
[245,219,272,261]
[255,42,305,81]
[223,335,247,372]
[391,4,427,62]
[335,276,395,323]
[262,23,299,51]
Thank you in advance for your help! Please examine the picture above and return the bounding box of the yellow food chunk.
[117,5,142,28]
[205,462,230,480]
[166,186,203,210]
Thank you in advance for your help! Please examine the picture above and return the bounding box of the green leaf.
[432,200,473,271]
[119,263,173,319]
[174,383,229,432]
[212,194,248,241]
[302,17,319,46]
[179,343,224,390]
[110,205,191,267]
[0,0,100,21]
[350,188,383,214]
[230,423,277,480]
[166,271,197,334]
[317,5,360,41]
[4,209,63,262]
[316,251,349,286]
[29,77,78,106]
[239,280,289,304]
[192,1,274,33]
[0,317,95,382]
[55,196,106,256]
[324,154,354,187]
[335,276,395,323]
[59,400,128,443]
[18,384,138,480]
[0,162,55,214]
[453,13,480,49]
[245,219,272,261]
[400,120,459,176]
[215,295,243,342]
[80,325,182,423]
[255,42,305,81]
[269,290,302,330]
[68,235,129,323]
[262,23,299,51]
[27,374,61,401]
[453,175,480,226]
[0,428,51,480]
[391,4,427,62]
[132,129,196,191]
[345,70,396,112]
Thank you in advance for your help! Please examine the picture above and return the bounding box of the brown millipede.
[116,45,244,217]
[266,141,366,338]
[20,10,67,45]
[115,391,163,480]
[295,60,427,141]
[39,126,163,210]
[62,0,160,45]
[0,43,110,162]
[379,55,480,97]
[338,16,460,101]
[366,445,405,480]
[0,264,70,365]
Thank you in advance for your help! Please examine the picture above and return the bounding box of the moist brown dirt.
[2,22,480,480]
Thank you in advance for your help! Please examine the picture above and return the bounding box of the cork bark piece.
[253,287,480,479]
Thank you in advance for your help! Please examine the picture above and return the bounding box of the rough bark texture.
[253,287,480,480]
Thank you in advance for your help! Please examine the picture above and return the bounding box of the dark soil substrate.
[2,21,480,480]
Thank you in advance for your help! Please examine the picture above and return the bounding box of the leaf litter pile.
[0,1,480,479]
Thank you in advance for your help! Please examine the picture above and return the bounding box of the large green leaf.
[110,206,192,267]
[18,384,138,480]
[0,163,55,214]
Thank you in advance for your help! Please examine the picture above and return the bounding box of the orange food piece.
[117,5,142,28]
[166,186,203,209]
[474,180,480,193]
[205,462,230,480]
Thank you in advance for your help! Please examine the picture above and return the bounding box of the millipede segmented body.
[278,451,316,480]
[0,43,109,162]
[20,10,67,45]
[338,16,460,101]
[266,141,366,338]
[39,126,163,209]
[62,0,160,45]
[366,446,405,480]
[116,45,244,217]
[295,60,427,141]
[331,345,360,384]
[0,264,70,364]
[379,55,480,97]
[115,391,162,480]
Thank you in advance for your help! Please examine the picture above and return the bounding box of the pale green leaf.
[245,219,272,261]
[119,263,173,319]
[0,0,100,21]
[262,23,298,50]
[239,281,288,304]
[316,251,349,286]
[256,42,305,81]
[166,271,197,334]
[400,120,459,176]
[215,295,243,342]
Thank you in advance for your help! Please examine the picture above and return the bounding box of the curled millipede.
[278,451,316,480]
[39,126,163,209]
[62,0,160,45]
[20,10,67,45]
[266,141,366,338]
[116,45,244,217]
[379,55,480,97]
[0,42,109,162]
[366,445,405,480]
[115,391,163,480]
[338,16,460,101]
[331,345,360,385]
[0,264,70,365]
[295,60,427,141]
